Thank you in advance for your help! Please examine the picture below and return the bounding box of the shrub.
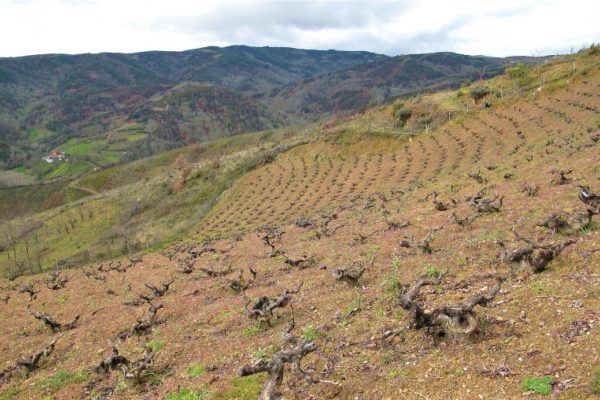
[469,86,491,101]
[394,107,412,127]
[522,376,552,395]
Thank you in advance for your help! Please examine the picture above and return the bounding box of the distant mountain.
[0,46,383,172]
[0,46,533,176]
[263,52,535,118]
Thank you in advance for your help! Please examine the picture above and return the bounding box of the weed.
[382,258,401,300]
[243,324,265,337]
[301,325,319,341]
[115,379,128,392]
[425,266,444,278]
[212,374,265,399]
[166,387,211,400]
[531,281,554,294]
[477,229,501,242]
[590,367,600,394]
[387,369,412,379]
[345,288,362,315]
[31,370,89,394]
[522,376,552,395]
[55,294,68,304]
[147,339,164,352]
[0,388,23,400]
[252,346,274,361]
[186,363,208,379]
[579,221,598,234]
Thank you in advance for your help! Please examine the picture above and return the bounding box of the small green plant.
[55,294,68,304]
[531,281,554,294]
[522,376,552,395]
[425,266,444,278]
[590,367,600,394]
[243,324,265,337]
[387,369,412,379]
[186,363,207,379]
[251,346,274,362]
[0,387,23,400]
[579,221,598,234]
[382,258,401,300]
[301,325,319,341]
[345,288,362,315]
[147,339,164,352]
[212,374,265,399]
[31,370,89,394]
[166,387,211,400]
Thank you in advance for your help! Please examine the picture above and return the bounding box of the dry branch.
[448,212,480,228]
[579,185,600,213]
[283,255,316,270]
[28,306,79,332]
[400,276,502,341]
[501,230,577,273]
[17,336,59,372]
[120,348,155,384]
[229,267,257,293]
[551,169,573,185]
[19,283,39,301]
[96,347,130,375]
[400,228,442,254]
[243,284,302,324]
[330,257,373,286]
[238,309,319,400]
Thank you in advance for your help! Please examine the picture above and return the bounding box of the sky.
[1,0,599,58]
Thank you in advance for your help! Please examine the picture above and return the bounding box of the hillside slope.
[0,50,599,400]
[263,52,536,118]
[0,47,529,176]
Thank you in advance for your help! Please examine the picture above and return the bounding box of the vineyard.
[0,53,599,399]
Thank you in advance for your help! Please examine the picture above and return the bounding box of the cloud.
[0,0,599,57]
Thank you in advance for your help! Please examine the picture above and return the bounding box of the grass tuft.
[522,376,552,395]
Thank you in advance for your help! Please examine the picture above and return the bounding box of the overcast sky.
[1,0,599,58]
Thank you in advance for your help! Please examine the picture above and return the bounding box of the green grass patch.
[425,266,445,278]
[243,324,265,337]
[186,363,207,379]
[147,339,164,352]
[56,294,68,304]
[0,388,24,400]
[301,324,319,341]
[28,128,57,143]
[127,132,147,142]
[166,387,211,400]
[211,374,265,400]
[522,376,552,395]
[382,257,401,300]
[590,367,600,394]
[31,370,89,394]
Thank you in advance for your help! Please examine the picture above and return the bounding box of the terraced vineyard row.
[200,76,600,237]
